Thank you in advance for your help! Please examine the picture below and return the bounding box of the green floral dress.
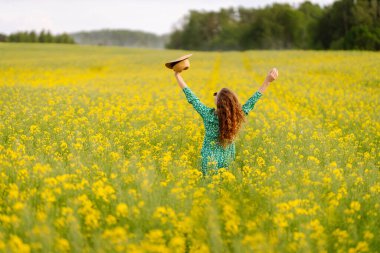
[182,87,263,175]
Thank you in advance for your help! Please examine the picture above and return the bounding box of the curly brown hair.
[216,88,246,148]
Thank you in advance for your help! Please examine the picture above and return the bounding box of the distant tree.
[212,8,242,50]
[298,1,324,49]
[167,9,242,50]
[45,30,54,43]
[58,33,75,44]
[11,32,22,42]
[29,31,37,42]
[0,33,7,42]
[240,4,304,49]
[38,30,46,43]
[19,31,30,42]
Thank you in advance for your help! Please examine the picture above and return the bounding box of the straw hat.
[165,54,193,72]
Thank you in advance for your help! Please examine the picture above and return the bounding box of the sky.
[0,0,335,35]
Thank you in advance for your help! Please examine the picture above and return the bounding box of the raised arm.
[175,71,188,89]
[242,68,278,115]
[174,72,210,118]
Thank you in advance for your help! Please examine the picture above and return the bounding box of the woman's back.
[182,87,262,174]
[174,67,278,176]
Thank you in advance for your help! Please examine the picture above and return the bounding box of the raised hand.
[258,68,278,94]
[265,68,279,83]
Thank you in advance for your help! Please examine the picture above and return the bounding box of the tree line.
[70,29,169,48]
[0,30,75,44]
[166,0,380,51]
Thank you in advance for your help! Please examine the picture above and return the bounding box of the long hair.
[216,88,245,148]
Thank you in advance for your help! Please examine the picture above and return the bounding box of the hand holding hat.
[165,54,193,73]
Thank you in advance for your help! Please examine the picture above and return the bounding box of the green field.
[0,43,379,252]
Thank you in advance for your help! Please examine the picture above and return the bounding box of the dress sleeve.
[242,91,263,116]
[182,87,210,119]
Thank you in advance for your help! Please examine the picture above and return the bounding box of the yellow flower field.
[0,43,379,252]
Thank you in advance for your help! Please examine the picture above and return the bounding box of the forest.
[166,0,380,50]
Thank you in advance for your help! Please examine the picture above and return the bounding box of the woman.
[174,68,278,176]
